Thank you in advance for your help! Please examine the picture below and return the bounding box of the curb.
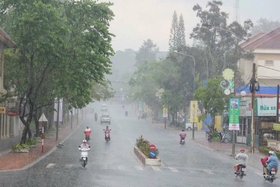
[0,119,84,173]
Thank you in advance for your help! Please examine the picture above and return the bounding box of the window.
[265,60,274,66]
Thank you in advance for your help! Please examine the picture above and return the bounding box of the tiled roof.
[241,28,280,51]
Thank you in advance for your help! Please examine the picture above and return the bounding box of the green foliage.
[12,143,29,150]
[135,39,158,66]
[190,0,253,78]
[1,0,115,143]
[251,18,280,35]
[136,135,159,158]
[194,76,231,126]
[259,146,280,159]
[26,138,38,145]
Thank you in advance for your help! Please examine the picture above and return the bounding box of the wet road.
[0,101,278,187]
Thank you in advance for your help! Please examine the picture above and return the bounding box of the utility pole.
[250,63,256,153]
[277,85,279,123]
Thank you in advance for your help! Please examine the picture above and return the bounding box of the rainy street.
[0,101,278,187]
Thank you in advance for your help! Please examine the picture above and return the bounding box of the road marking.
[254,171,263,177]
[46,163,56,168]
[134,165,144,170]
[203,169,214,174]
[128,138,134,146]
[169,167,179,172]
[117,124,122,129]
[65,164,73,169]
[151,166,161,171]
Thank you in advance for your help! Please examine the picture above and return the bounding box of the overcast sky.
[100,0,280,52]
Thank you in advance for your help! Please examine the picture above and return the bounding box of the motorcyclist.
[179,129,187,143]
[261,151,273,176]
[234,148,248,175]
[103,126,111,140]
[78,139,90,161]
[84,126,92,141]
[94,113,98,121]
[266,151,279,175]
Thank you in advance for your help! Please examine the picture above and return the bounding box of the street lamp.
[174,51,196,88]
[174,50,196,139]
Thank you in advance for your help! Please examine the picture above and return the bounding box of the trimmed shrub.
[136,135,159,158]
[12,143,29,150]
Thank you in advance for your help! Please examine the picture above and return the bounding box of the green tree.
[177,14,186,49]
[190,0,253,78]
[135,39,159,66]
[169,11,178,52]
[1,0,114,143]
[169,11,186,52]
[194,76,230,130]
[251,18,280,35]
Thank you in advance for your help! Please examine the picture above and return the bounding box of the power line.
[257,64,280,73]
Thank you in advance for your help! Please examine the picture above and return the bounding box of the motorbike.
[94,114,98,121]
[180,138,185,145]
[125,111,128,116]
[85,135,90,142]
[79,147,90,168]
[264,167,277,183]
[206,131,212,142]
[234,164,246,179]
[104,130,111,142]
[218,131,230,143]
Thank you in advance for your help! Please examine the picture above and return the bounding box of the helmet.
[86,126,89,128]
[106,126,109,128]
[82,139,87,143]
[240,148,245,152]
[269,151,274,155]
[182,129,185,131]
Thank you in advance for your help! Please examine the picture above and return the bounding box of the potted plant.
[12,143,30,153]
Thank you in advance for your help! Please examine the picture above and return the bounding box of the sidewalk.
[152,121,267,172]
[0,117,82,172]
[193,131,264,171]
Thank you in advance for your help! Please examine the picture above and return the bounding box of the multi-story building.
[236,28,280,145]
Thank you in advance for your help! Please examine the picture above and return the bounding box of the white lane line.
[254,171,263,177]
[46,163,56,168]
[169,167,179,172]
[151,166,161,171]
[117,124,122,129]
[65,164,73,169]
[203,169,214,174]
[128,138,134,146]
[134,165,144,170]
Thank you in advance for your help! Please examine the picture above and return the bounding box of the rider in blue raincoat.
[266,152,279,174]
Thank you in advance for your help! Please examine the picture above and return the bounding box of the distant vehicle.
[101,104,108,111]
[100,113,111,124]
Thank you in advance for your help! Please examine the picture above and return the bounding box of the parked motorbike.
[206,131,212,142]
[234,164,246,179]
[264,167,277,183]
[79,147,90,168]
[218,131,230,143]
[180,138,185,145]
